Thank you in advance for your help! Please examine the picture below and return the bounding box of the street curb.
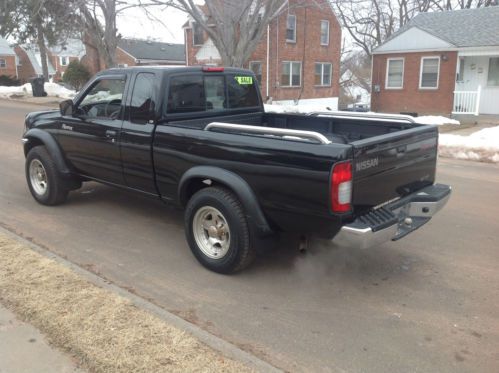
[0,225,282,373]
[0,97,60,107]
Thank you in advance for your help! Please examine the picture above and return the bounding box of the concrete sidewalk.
[0,303,82,373]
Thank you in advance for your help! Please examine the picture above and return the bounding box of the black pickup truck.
[22,66,451,273]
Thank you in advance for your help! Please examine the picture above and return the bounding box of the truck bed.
[187,110,439,213]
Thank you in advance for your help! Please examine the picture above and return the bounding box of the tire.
[25,146,69,205]
[185,187,256,274]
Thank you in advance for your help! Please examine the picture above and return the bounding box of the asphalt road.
[1,99,498,373]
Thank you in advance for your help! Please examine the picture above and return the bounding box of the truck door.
[57,75,126,185]
[120,72,158,194]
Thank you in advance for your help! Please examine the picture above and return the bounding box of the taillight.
[331,161,352,213]
[202,66,224,72]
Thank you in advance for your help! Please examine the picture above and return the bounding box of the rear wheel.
[185,187,255,274]
[26,146,69,205]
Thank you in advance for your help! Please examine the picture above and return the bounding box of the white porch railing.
[452,85,481,115]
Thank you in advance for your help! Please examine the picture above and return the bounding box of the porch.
[453,53,499,115]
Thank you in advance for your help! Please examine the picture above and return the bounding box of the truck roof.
[97,66,253,76]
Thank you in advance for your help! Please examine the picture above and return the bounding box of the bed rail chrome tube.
[305,111,416,123]
[204,122,331,144]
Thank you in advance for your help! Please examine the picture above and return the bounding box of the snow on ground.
[414,116,460,126]
[0,83,76,99]
[265,104,460,127]
[439,126,499,163]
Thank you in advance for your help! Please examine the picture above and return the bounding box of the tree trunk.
[36,20,49,81]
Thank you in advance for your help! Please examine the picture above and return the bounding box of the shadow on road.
[65,181,422,285]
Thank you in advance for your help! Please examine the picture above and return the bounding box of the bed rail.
[204,122,331,144]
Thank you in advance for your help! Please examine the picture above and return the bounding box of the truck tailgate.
[351,126,438,211]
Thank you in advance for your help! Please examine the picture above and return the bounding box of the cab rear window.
[166,73,259,115]
[227,74,259,108]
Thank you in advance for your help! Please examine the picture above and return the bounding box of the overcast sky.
[118,5,189,44]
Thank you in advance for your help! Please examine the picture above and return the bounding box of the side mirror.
[59,99,74,116]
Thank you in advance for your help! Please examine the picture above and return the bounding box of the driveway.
[1,99,498,372]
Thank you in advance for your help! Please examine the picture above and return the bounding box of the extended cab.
[22,66,451,273]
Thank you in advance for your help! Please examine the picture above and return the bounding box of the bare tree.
[155,0,287,67]
[78,0,161,69]
[332,0,498,57]
[332,0,427,57]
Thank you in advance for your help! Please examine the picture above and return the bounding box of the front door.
[58,76,127,184]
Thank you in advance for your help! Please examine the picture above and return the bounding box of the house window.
[457,57,465,82]
[249,61,262,84]
[118,64,128,68]
[385,58,404,89]
[192,22,204,46]
[0,58,6,68]
[320,20,329,46]
[60,56,68,66]
[286,15,296,43]
[315,63,332,86]
[419,57,440,89]
[281,61,301,87]
[487,57,499,86]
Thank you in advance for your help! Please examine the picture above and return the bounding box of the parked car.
[22,66,451,273]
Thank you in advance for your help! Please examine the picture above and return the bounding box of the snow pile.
[439,126,499,163]
[264,103,335,114]
[415,116,460,126]
[0,83,76,99]
[44,83,76,99]
[0,84,31,98]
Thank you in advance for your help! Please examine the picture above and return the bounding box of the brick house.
[0,37,18,80]
[82,38,185,75]
[183,0,341,108]
[15,44,57,83]
[117,39,185,67]
[371,7,499,116]
[15,39,84,83]
[48,39,86,81]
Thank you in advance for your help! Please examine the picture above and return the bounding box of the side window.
[167,75,205,114]
[286,15,296,42]
[227,74,259,108]
[249,61,262,84]
[192,22,204,46]
[78,78,126,119]
[130,73,155,124]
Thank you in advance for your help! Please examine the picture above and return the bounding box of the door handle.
[105,130,117,142]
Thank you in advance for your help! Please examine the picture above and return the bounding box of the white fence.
[453,85,481,115]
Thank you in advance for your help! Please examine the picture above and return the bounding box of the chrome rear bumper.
[332,184,451,249]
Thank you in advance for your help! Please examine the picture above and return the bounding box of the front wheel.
[25,146,69,205]
[184,187,255,274]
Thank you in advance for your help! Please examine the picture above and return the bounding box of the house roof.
[385,6,499,49]
[19,44,56,75]
[118,38,185,62]
[49,38,86,58]
[0,37,15,56]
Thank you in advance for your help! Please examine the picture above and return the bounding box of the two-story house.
[15,38,85,83]
[183,0,341,108]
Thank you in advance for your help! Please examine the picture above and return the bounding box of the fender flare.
[178,166,273,236]
[23,128,71,176]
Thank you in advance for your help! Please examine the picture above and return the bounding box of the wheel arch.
[178,166,273,236]
[23,129,71,176]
